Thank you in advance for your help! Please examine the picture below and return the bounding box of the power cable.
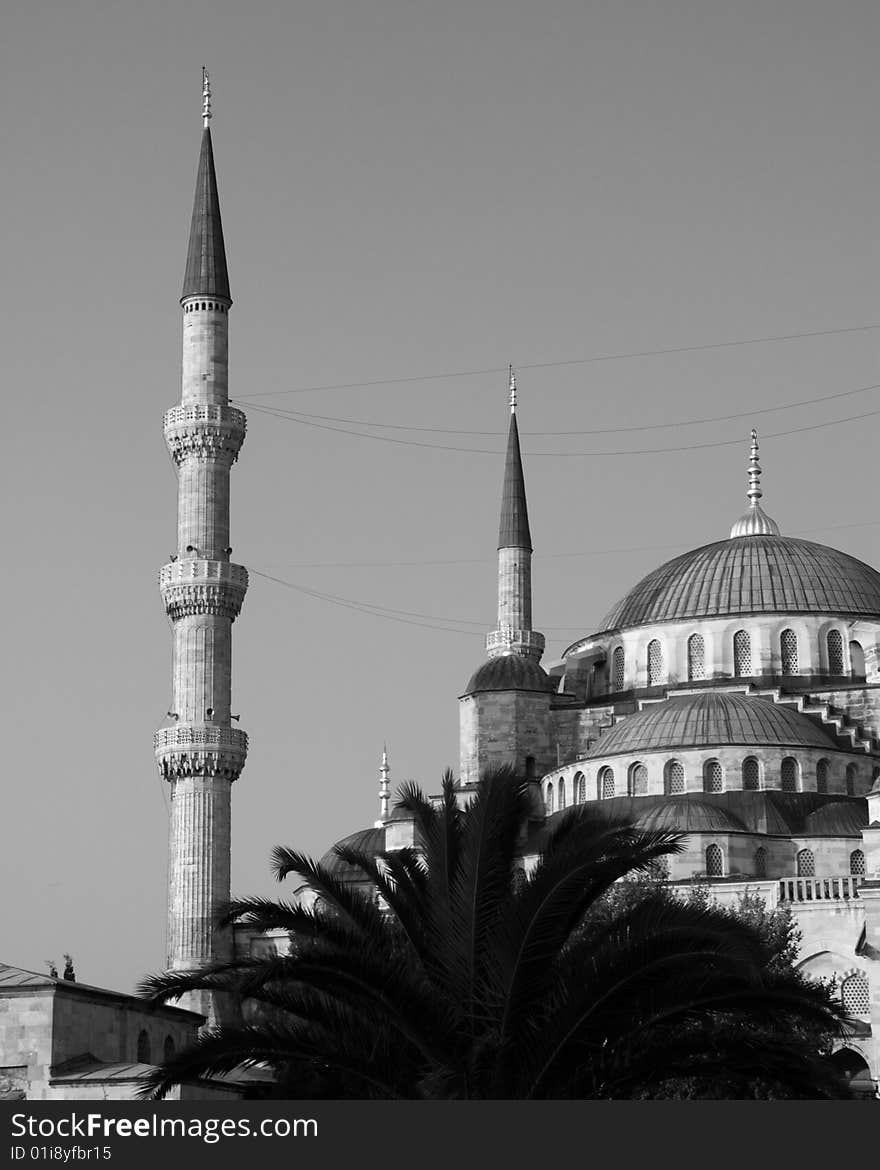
[232,322,880,400]
[237,379,880,437]
[242,399,880,457]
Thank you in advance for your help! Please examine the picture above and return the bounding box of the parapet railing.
[778,876,861,902]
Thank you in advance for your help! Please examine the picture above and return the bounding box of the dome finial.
[730,428,780,538]
[202,67,212,128]
[377,743,391,824]
[509,364,517,414]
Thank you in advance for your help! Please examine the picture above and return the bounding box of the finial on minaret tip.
[376,744,391,825]
[747,428,762,502]
[202,67,212,128]
[509,364,517,414]
[729,427,780,538]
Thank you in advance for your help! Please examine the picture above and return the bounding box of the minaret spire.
[155,79,248,1024]
[729,428,781,538]
[182,71,230,304]
[486,370,544,660]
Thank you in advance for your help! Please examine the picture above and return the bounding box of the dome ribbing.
[595,536,880,634]
[584,692,838,758]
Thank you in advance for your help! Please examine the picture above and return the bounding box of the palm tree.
[138,767,852,1099]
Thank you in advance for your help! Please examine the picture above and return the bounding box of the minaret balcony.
[155,724,248,782]
[159,560,248,620]
[486,628,546,660]
[164,403,246,465]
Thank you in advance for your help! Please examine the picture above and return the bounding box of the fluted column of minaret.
[486,368,544,661]
[154,74,247,1023]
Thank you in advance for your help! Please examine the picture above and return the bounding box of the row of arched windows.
[184,300,228,313]
[610,630,864,691]
[545,756,865,810]
[796,848,865,877]
[703,846,865,881]
[136,1031,175,1064]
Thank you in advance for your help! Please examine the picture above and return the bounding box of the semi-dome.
[318,826,385,881]
[595,535,880,634]
[464,654,551,696]
[584,691,838,758]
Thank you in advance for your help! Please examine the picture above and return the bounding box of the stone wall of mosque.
[541,744,874,812]
[459,690,555,785]
[564,616,880,701]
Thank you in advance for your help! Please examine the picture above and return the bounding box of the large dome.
[583,691,838,758]
[596,535,880,633]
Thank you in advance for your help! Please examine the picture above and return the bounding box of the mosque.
[2,78,880,1099]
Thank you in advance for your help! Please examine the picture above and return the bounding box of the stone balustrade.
[778,876,861,902]
[159,560,248,620]
[163,403,246,465]
[486,628,546,659]
[154,724,248,781]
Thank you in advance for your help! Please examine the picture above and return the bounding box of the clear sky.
[3,0,880,993]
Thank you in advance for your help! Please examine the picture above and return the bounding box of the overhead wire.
[236,378,880,437]
[241,398,880,456]
[232,322,880,400]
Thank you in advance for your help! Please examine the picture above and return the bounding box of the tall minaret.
[485,367,545,662]
[154,71,248,1021]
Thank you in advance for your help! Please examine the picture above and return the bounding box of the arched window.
[612,646,625,692]
[850,641,866,679]
[687,633,705,681]
[545,782,554,815]
[664,759,685,795]
[816,758,829,794]
[850,849,866,876]
[781,757,799,793]
[647,640,663,686]
[733,630,752,677]
[841,974,870,1016]
[137,1030,151,1064]
[705,844,723,877]
[163,1036,175,1062]
[754,847,767,878]
[780,629,798,674]
[630,762,648,796]
[796,848,815,877]
[827,629,844,674]
[846,764,858,796]
[703,758,723,794]
[574,772,586,804]
[599,767,615,799]
[742,756,760,791]
[559,778,567,809]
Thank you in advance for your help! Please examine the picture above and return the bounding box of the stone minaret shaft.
[486,369,544,661]
[154,82,247,1019]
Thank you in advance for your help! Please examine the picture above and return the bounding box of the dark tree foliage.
[138,768,853,1099]
[587,878,845,1098]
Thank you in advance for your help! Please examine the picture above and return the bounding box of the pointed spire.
[729,428,781,538]
[182,71,230,303]
[498,369,532,551]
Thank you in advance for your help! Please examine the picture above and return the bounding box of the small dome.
[584,691,837,758]
[802,802,868,836]
[319,826,385,882]
[464,654,550,696]
[636,797,747,834]
[592,535,880,635]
